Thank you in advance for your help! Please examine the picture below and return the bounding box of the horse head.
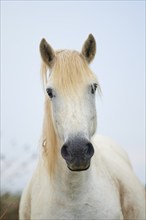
[40,34,100,172]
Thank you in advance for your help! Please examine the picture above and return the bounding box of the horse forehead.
[48,77,91,98]
[49,51,95,88]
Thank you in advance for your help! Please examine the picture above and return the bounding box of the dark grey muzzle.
[61,137,94,171]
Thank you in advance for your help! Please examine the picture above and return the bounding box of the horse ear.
[81,34,96,63]
[40,38,55,68]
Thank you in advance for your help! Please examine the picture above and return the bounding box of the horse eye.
[91,83,97,94]
[46,88,54,99]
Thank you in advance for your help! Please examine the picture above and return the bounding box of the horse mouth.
[67,164,90,172]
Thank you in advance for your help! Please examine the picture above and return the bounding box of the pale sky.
[1,1,145,189]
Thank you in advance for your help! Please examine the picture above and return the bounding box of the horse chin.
[67,164,90,172]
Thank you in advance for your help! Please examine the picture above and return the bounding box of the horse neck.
[54,159,93,196]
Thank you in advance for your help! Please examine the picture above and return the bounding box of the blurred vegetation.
[0,193,20,220]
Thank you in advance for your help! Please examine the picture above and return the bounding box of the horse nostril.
[85,142,94,157]
[61,144,70,159]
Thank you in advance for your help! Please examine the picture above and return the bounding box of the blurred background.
[1,1,145,219]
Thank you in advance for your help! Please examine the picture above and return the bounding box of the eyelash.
[46,88,54,99]
[91,83,97,94]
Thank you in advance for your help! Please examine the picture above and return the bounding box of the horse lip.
[67,164,90,172]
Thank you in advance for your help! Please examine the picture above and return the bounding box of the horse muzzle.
[61,137,94,171]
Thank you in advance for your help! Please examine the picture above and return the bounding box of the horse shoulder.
[19,163,41,220]
[92,134,146,219]
[118,176,145,219]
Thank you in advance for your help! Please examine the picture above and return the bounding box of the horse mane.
[40,50,100,178]
[41,97,59,179]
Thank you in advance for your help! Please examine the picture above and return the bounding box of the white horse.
[19,34,145,220]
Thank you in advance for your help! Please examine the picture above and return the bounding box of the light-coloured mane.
[40,50,99,177]
[42,50,98,94]
[41,97,59,178]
